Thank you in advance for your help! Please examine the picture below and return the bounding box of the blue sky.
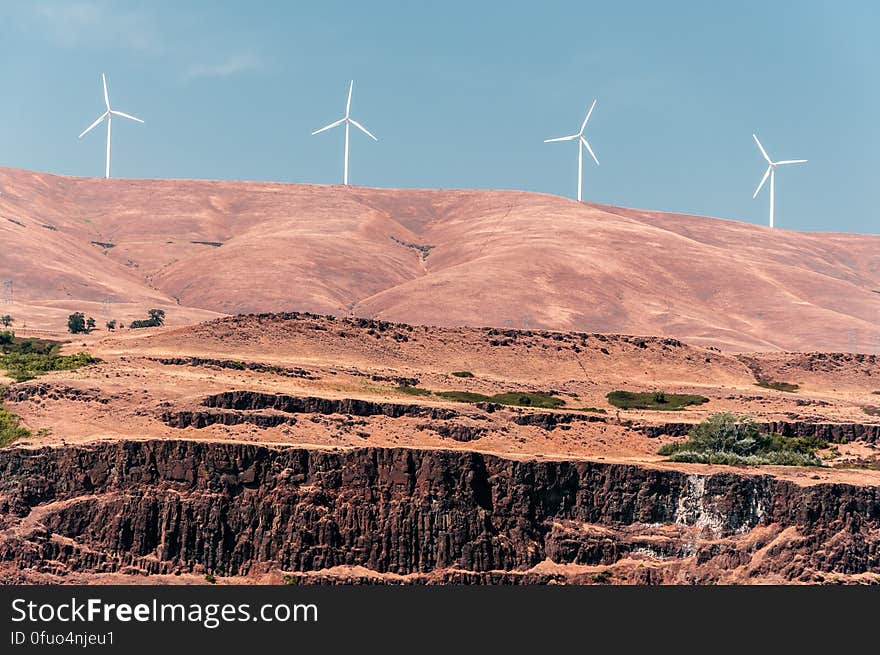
[1,1,877,233]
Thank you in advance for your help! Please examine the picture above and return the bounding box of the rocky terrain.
[1,441,878,585]
[1,312,879,584]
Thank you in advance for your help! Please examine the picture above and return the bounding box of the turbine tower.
[545,99,600,202]
[752,134,806,228]
[78,74,144,179]
[312,81,378,185]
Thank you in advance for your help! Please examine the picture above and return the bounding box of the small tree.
[86,316,96,332]
[0,315,13,328]
[148,309,166,326]
[106,319,117,331]
[68,312,87,334]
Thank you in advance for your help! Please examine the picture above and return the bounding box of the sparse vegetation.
[204,573,216,584]
[658,413,825,466]
[129,308,166,329]
[756,380,799,393]
[591,570,612,584]
[395,384,567,408]
[574,407,607,414]
[0,408,30,447]
[436,390,565,408]
[396,385,432,397]
[451,371,475,378]
[0,334,97,383]
[0,315,13,328]
[606,390,709,411]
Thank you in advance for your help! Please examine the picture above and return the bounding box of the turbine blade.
[579,99,597,135]
[775,159,808,165]
[581,137,599,166]
[753,166,771,198]
[79,112,108,139]
[102,73,110,109]
[346,80,353,117]
[544,134,579,143]
[111,110,144,123]
[311,117,346,135]
[753,133,771,163]
[349,118,378,141]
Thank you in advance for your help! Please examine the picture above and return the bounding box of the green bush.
[756,380,799,393]
[489,392,565,409]
[658,413,825,467]
[575,407,607,414]
[0,315,13,328]
[0,352,98,382]
[607,390,709,411]
[436,390,564,408]
[451,371,475,378]
[0,409,29,447]
[436,390,492,403]
[397,385,432,396]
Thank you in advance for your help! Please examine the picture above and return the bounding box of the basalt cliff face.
[1,441,877,584]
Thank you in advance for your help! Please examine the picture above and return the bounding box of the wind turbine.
[545,99,600,202]
[752,134,806,228]
[78,73,144,179]
[311,81,378,185]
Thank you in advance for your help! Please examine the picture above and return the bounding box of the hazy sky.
[1,1,877,233]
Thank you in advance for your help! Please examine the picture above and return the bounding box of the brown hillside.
[1,166,877,352]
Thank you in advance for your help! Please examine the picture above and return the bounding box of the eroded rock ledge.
[0,441,877,584]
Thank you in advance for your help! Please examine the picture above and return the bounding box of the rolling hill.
[1,165,878,352]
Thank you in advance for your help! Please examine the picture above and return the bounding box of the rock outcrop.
[0,441,878,583]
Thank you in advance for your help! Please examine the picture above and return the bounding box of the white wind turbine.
[311,81,378,185]
[78,73,144,179]
[752,134,807,228]
[545,99,600,202]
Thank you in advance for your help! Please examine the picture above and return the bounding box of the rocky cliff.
[1,441,878,584]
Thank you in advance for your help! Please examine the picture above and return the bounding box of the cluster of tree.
[66,309,166,334]
[129,309,166,329]
[68,312,96,335]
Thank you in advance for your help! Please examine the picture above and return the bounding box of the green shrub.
[658,413,824,467]
[574,407,607,414]
[0,409,29,447]
[0,352,98,382]
[489,392,565,409]
[437,390,565,408]
[436,390,492,403]
[0,315,13,328]
[756,380,799,393]
[607,390,709,411]
[204,573,216,584]
[397,385,432,396]
[451,371,475,378]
